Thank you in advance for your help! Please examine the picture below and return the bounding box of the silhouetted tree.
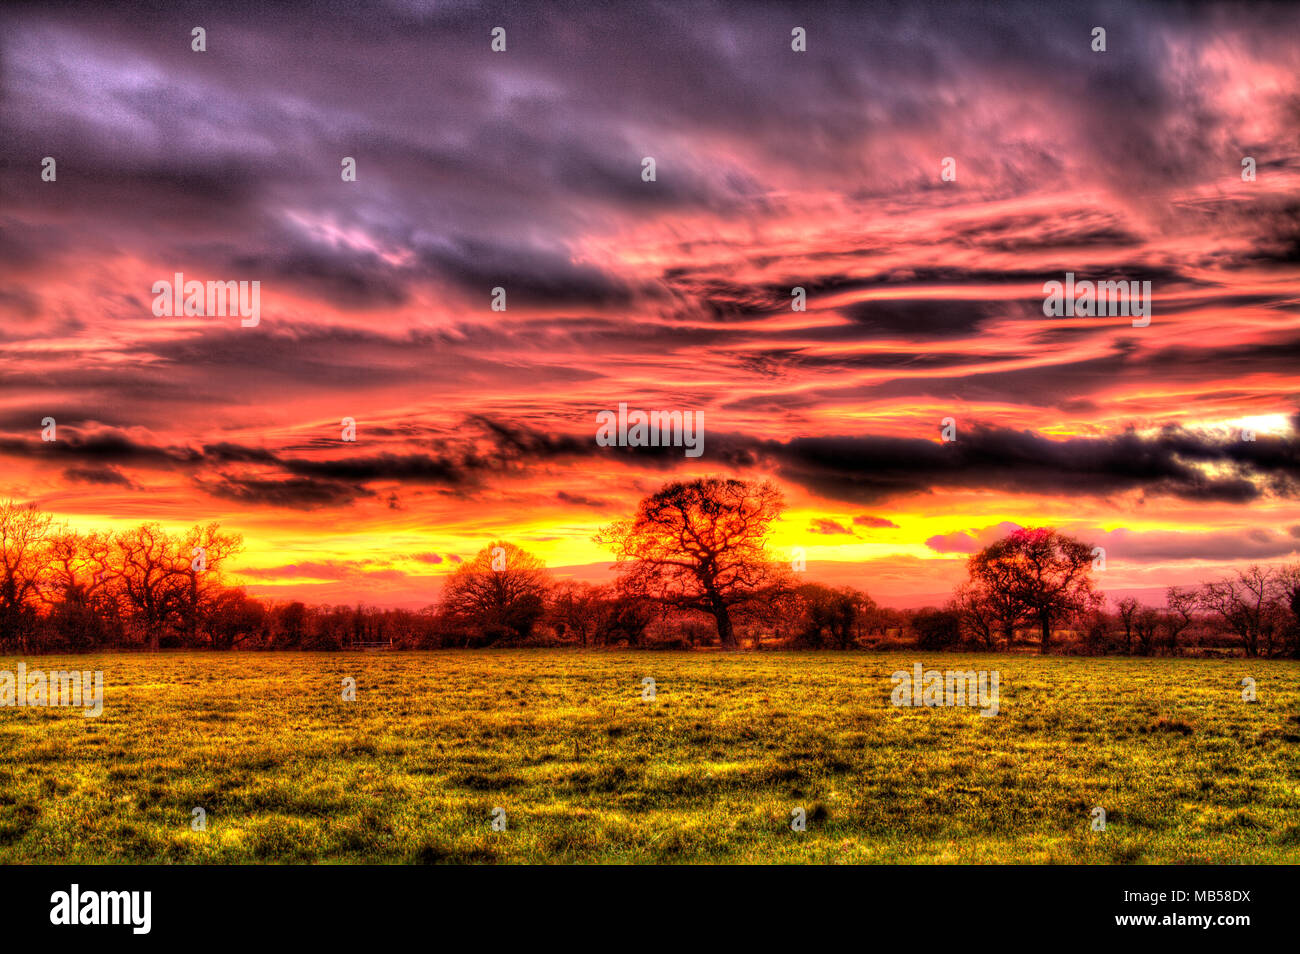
[0,501,56,651]
[966,528,1099,654]
[599,478,784,647]
[439,541,548,645]
[595,582,657,647]
[1280,566,1300,658]
[110,523,184,650]
[794,583,864,649]
[45,529,116,650]
[1134,606,1161,656]
[951,581,1000,649]
[176,523,243,645]
[1197,565,1286,657]
[549,580,603,646]
[1115,597,1139,654]
[912,608,963,650]
[965,546,1031,649]
[1164,586,1198,655]
[273,601,309,648]
[206,589,266,649]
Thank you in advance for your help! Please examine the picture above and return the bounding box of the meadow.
[0,651,1297,864]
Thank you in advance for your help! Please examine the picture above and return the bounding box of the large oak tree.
[599,478,785,648]
[439,540,548,645]
[966,527,1100,654]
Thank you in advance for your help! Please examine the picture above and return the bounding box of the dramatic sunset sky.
[2,0,1298,607]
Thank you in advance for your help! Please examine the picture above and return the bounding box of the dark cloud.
[854,515,898,528]
[557,491,608,508]
[62,465,136,488]
[838,299,1002,339]
[195,474,373,510]
[414,237,638,309]
[756,425,1300,505]
[0,432,198,467]
[230,247,411,311]
[809,518,855,535]
[7,417,1298,511]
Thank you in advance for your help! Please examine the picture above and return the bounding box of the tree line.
[2,482,1298,657]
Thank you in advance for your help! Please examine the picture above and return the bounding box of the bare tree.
[1115,597,1140,654]
[110,523,187,650]
[1134,606,1161,656]
[176,523,243,645]
[599,478,784,648]
[46,529,117,650]
[1164,586,1197,655]
[0,502,56,651]
[1198,565,1285,658]
[439,541,549,645]
[549,580,603,646]
[793,583,864,649]
[951,580,1001,649]
[1075,603,1109,656]
[1279,565,1300,658]
[595,580,657,647]
[205,588,266,649]
[734,581,801,649]
[966,528,1098,654]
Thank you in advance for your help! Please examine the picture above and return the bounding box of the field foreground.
[1,650,1297,864]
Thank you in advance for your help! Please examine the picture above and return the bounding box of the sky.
[1,0,1298,608]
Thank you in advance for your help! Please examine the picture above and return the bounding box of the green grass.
[0,650,1297,863]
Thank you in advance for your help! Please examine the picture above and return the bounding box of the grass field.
[1,650,1297,863]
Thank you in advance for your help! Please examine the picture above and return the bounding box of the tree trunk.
[1039,613,1052,654]
[712,603,736,648]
